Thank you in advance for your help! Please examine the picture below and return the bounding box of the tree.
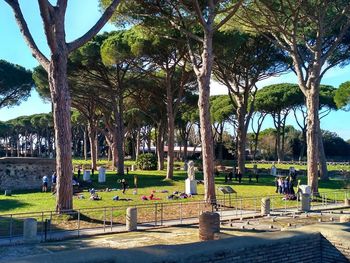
[236,0,350,193]
[213,31,289,175]
[103,0,245,203]
[210,95,235,163]
[255,84,301,162]
[0,60,32,109]
[335,81,350,110]
[4,0,122,212]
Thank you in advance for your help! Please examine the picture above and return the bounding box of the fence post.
[41,212,44,242]
[10,214,13,243]
[154,203,158,226]
[49,211,52,240]
[77,210,80,237]
[160,203,163,226]
[110,207,113,232]
[103,208,106,232]
[240,199,242,218]
[180,203,183,224]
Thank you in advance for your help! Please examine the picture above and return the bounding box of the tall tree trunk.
[236,105,246,176]
[115,104,124,176]
[217,124,224,163]
[166,74,174,180]
[156,124,165,170]
[299,129,307,161]
[87,121,97,170]
[135,129,140,160]
[196,31,216,203]
[49,55,73,212]
[183,138,188,160]
[318,131,328,180]
[306,86,320,194]
[83,128,88,161]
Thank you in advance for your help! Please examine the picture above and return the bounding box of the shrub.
[136,153,157,170]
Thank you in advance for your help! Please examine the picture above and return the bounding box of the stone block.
[23,218,38,243]
[301,194,310,212]
[126,207,137,231]
[199,212,220,241]
[261,198,270,216]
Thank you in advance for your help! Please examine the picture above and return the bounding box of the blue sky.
[0,0,349,140]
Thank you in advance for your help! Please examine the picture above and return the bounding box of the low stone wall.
[0,157,55,191]
[13,224,350,263]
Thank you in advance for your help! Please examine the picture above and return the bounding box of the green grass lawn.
[0,168,347,215]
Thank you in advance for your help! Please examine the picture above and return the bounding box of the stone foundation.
[0,157,55,191]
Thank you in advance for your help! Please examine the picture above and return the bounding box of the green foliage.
[334,81,350,110]
[210,95,235,124]
[255,83,302,113]
[322,130,350,157]
[0,60,33,109]
[136,153,157,170]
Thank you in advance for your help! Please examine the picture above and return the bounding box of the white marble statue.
[187,161,195,180]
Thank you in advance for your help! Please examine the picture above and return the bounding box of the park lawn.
[0,168,347,215]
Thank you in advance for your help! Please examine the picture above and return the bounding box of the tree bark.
[156,124,165,170]
[49,56,73,212]
[166,74,174,180]
[306,87,320,193]
[236,106,246,176]
[318,131,328,180]
[87,121,98,170]
[196,31,216,203]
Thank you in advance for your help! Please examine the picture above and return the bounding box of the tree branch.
[67,0,121,52]
[4,0,50,70]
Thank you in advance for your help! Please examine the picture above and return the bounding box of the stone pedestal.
[261,198,270,216]
[98,167,106,183]
[199,212,220,241]
[339,215,350,223]
[301,194,310,212]
[344,198,350,206]
[83,170,91,181]
[23,218,38,242]
[126,207,137,231]
[185,178,197,195]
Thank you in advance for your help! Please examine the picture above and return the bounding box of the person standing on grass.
[51,172,57,193]
[42,175,49,192]
[121,179,128,194]
[77,167,81,179]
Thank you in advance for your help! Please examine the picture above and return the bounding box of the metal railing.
[0,190,348,245]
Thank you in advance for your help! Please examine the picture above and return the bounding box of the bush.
[136,153,157,170]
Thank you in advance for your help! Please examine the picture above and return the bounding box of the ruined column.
[199,212,220,241]
[261,198,271,216]
[126,207,137,231]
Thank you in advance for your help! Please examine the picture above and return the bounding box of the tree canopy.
[0,60,33,109]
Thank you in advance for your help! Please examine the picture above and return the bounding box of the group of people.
[274,166,298,200]
[41,172,56,193]
[224,167,259,184]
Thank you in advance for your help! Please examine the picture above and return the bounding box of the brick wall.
[321,233,350,262]
[0,157,55,191]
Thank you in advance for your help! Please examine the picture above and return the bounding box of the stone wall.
[7,221,350,263]
[0,157,55,191]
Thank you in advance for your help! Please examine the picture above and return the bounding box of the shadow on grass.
[87,171,190,190]
[0,199,31,213]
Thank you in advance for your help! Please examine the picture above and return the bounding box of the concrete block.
[261,198,270,216]
[23,218,38,242]
[126,207,137,231]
